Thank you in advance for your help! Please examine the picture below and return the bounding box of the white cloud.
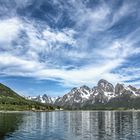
[0,50,132,88]
[0,18,22,43]
[70,1,111,32]
[0,17,140,88]
[0,0,140,91]
[43,28,76,45]
[0,53,43,71]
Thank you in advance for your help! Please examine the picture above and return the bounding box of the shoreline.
[0,110,54,113]
[1,109,140,113]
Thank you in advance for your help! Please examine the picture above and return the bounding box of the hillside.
[0,83,54,111]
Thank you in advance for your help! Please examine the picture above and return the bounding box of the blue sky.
[0,0,140,96]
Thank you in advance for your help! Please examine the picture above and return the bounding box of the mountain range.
[27,95,57,105]
[28,79,140,110]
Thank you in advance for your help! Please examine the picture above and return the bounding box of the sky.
[0,0,140,97]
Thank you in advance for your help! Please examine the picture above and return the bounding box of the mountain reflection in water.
[0,111,140,140]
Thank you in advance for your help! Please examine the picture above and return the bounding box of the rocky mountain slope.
[55,79,140,109]
[28,79,140,110]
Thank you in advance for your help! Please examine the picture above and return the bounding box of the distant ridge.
[27,94,57,105]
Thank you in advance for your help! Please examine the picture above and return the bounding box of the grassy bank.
[0,104,54,111]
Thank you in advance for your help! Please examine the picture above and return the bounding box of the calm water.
[0,111,140,140]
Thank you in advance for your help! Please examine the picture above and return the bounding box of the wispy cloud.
[0,0,140,94]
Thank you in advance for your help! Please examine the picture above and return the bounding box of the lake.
[0,111,140,140]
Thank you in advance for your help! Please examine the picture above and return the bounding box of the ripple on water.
[1,111,140,140]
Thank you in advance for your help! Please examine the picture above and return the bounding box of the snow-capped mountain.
[27,79,140,109]
[27,94,57,104]
[54,79,140,109]
[54,85,91,108]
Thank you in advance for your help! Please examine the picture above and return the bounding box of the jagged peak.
[127,85,137,91]
[97,79,111,85]
[71,87,78,92]
[80,85,90,90]
[92,86,97,90]
[37,95,42,98]
[42,94,52,98]
[42,94,47,97]
[97,79,114,92]
[115,83,125,93]
[115,83,125,87]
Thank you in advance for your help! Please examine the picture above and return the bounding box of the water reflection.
[0,113,24,140]
[1,111,140,140]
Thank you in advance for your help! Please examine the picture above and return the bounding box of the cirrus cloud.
[0,0,140,95]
